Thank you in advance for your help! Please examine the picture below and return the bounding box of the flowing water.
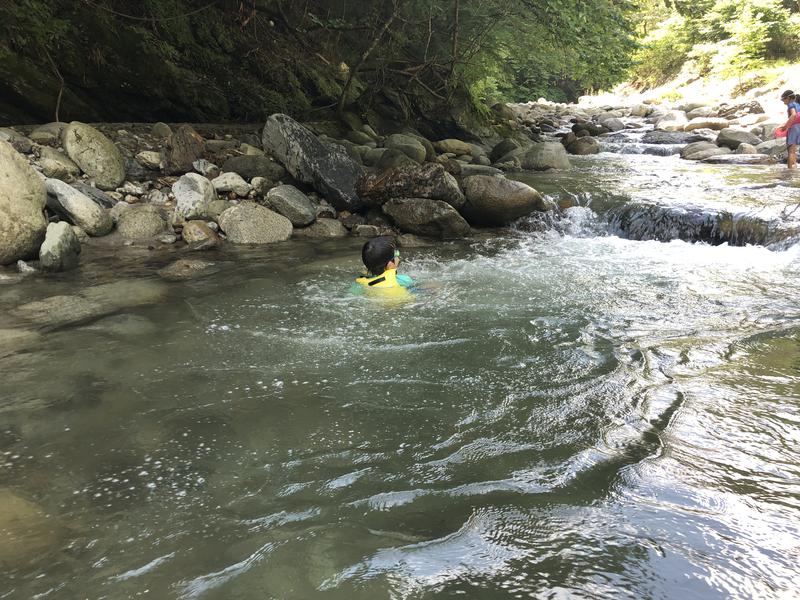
[2,136,800,599]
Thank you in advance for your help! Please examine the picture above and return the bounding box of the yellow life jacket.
[354,268,413,300]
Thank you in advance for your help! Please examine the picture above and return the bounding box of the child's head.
[361,236,398,276]
[781,90,795,104]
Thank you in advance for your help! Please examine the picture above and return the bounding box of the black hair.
[781,90,795,101]
[361,236,396,276]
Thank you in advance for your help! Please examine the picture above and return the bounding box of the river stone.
[681,142,732,161]
[0,328,42,357]
[240,143,264,156]
[434,139,473,155]
[357,163,465,208]
[363,147,388,167]
[353,224,381,237]
[293,218,348,238]
[461,176,547,226]
[642,131,709,144]
[520,142,571,170]
[70,182,117,208]
[116,205,168,239]
[756,139,787,157]
[45,178,113,236]
[655,110,688,131]
[182,220,220,246]
[600,117,625,132]
[684,117,730,132]
[383,198,470,239]
[702,154,775,165]
[162,124,205,175]
[0,127,33,153]
[0,488,68,570]
[460,164,504,177]
[629,103,651,117]
[686,106,714,120]
[39,221,81,272]
[0,141,48,265]
[735,143,758,155]
[212,172,252,197]
[29,122,66,146]
[218,202,292,244]
[151,122,172,139]
[346,131,374,146]
[716,128,762,150]
[158,258,218,281]
[376,148,418,170]
[136,150,162,170]
[265,185,316,226]
[62,121,126,190]
[263,114,363,211]
[385,134,426,163]
[717,100,764,119]
[172,173,217,220]
[566,136,600,155]
[489,138,521,163]
[220,155,287,182]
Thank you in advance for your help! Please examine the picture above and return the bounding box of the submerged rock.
[218,202,293,244]
[0,141,48,265]
[266,185,317,226]
[62,121,126,190]
[383,198,470,239]
[566,136,600,155]
[158,258,218,281]
[0,488,68,570]
[357,163,465,208]
[262,114,363,211]
[39,221,81,272]
[461,176,548,226]
[680,141,731,161]
[45,178,113,236]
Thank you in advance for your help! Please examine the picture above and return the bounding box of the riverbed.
[2,147,799,599]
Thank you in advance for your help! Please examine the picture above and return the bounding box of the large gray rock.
[45,178,113,236]
[39,221,81,272]
[716,128,762,150]
[685,106,713,120]
[642,131,710,144]
[434,139,473,155]
[461,176,547,226]
[62,121,126,190]
[680,141,731,161]
[654,110,688,131]
[162,124,205,175]
[0,127,33,153]
[265,185,316,226]
[172,173,217,220]
[489,138,521,163]
[293,218,348,238]
[520,142,571,170]
[0,141,47,265]
[735,143,758,155]
[30,122,66,146]
[385,134,426,163]
[566,136,600,155]
[218,202,293,244]
[262,114,363,211]
[383,198,470,239]
[220,155,287,181]
[357,163,465,208]
[212,172,252,197]
[38,147,81,181]
[70,182,117,208]
[756,138,787,157]
[376,149,418,170]
[684,117,729,132]
[600,117,625,132]
[116,205,168,239]
[702,154,775,165]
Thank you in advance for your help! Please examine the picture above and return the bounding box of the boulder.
[151,122,173,139]
[520,142,571,170]
[655,110,688,131]
[376,149,418,170]
[265,185,317,226]
[600,117,625,132]
[684,117,730,132]
[218,202,293,244]
[383,198,470,239]
[680,141,732,161]
[346,131,375,145]
[686,106,714,120]
[116,205,168,239]
[354,224,381,237]
[572,122,607,136]
[162,124,205,175]
[172,173,217,220]
[756,139,787,157]
[0,127,33,153]
[45,178,113,236]
[461,176,547,226]
[220,155,287,182]
[433,139,473,155]
[357,163,465,208]
[212,172,252,197]
[566,136,600,155]
[385,134,426,163]
[240,143,264,156]
[29,122,66,146]
[716,128,762,150]
[489,138,521,163]
[717,100,764,119]
[702,154,775,165]
[182,220,221,246]
[135,150,162,170]
[262,114,363,211]
[37,147,81,181]
[363,148,388,167]
[642,131,710,145]
[629,103,651,117]
[0,141,47,265]
[193,158,220,178]
[735,143,758,155]
[39,221,81,272]
[293,218,348,238]
[70,182,117,208]
[62,121,126,190]
[460,164,504,177]
[492,103,517,120]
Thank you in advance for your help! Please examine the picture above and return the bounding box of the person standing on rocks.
[777,90,800,169]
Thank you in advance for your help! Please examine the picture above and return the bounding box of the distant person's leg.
[789,144,797,169]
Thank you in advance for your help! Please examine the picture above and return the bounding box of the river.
[2,130,800,599]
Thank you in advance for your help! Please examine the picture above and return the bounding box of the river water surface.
[2,143,800,599]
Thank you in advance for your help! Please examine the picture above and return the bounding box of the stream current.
[2,132,800,599]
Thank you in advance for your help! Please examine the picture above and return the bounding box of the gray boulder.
[151,122,173,139]
[70,183,117,208]
[293,218,348,238]
[566,136,600,155]
[716,128,762,150]
[680,141,731,161]
[460,164,504,177]
[0,127,33,153]
[702,154,775,165]
[489,138,521,163]
[461,176,547,226]
[220,155,287,181]
[172,173,217,220]
[654,110,688,131]
[218,202,293,244]
[265,185,317,226]
[383,198,470,239]
[116,205,168,239]
[735,143,758,155]
[376,149,418,169]
[37,147,81,181]
[29,122,66,146]
[520,142,571,170]
[162,125,205,175]
[685,106,713,119]
[262,114,363,211]
[357,163,465,208]
[0,141,47,265]
[684,117,729,132]
[756,139,787,157]
[45,178,113,236]
[39,222,81,272]
[433,139,473,155]
[600,117,625,132]
[385,134,426,163]
[62,122,126,190]
[212,172,252,197]
[642,131,710,144]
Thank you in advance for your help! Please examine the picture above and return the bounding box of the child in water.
[777,89,800,169]
[351,236,415,297]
